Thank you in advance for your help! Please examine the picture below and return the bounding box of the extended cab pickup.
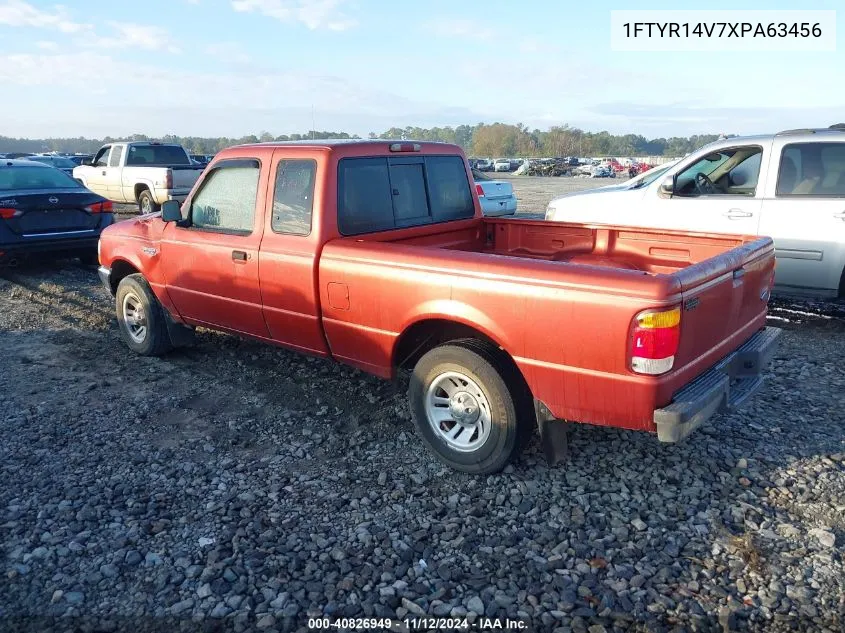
[73,142,204,215]
[97,140,781,474]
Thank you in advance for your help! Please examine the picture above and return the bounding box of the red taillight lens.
[165,169,173,189]
[388,143,421,153]
[475,184,485,197]
[0,207,21,219]
[85,201,113,213]
[630,306,681,375]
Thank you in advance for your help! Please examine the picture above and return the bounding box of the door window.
[94,147,111,167]
[108,146,123,168]
[190,160,259,234]
[777,142,845,196]
[673,146,763,197]
[271,159,316,235]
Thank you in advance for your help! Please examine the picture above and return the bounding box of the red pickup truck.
[97,140,781,474]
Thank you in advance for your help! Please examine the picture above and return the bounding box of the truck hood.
[548,186,638,208]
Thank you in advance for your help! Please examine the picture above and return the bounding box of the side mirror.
[660,175,675,195]
[161,200,182,223]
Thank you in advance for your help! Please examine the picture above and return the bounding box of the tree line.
[9,122,835,158]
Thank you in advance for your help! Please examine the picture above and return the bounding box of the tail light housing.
[630,306,681,375]
[85,201,113,213]
[0,207,21,219]
[475,184,485,197]
[164,169,173,189]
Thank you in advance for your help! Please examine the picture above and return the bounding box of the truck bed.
[320,217,775,432]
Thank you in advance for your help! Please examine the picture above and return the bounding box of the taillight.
[85,201,114,213]
[630,306,681,375]
[475,184,485,197]
[165,169,173,189]
[0,207,21,219]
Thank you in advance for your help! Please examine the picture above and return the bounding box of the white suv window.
[777,142,845,196]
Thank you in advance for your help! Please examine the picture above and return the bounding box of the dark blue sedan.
[1,159,115,266]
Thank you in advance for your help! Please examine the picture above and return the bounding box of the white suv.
[545,128,845,299]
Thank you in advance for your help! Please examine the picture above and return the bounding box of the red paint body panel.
[98,141,776,435]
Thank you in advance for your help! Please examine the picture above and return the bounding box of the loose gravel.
[1,255,844,632]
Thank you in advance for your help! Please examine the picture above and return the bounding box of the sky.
[0,0,843,140]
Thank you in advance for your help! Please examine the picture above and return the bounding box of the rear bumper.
[481,197,518,217]
[654,327,782,442]
[0,235,100,261]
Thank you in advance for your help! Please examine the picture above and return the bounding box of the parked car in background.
[475,158,494,172]
[546,129,845,298]
[24,154,78,175]
[68,155,93,166]
[96,139,779,473]
[73,142,204,214]
[2,152,35,159]
[0,159,114,266]
[472,169,518,216]
[493,158,511,172]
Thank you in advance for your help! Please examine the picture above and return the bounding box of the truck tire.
[115,274,173,356]
[137,189,160,215]
[409,342,532,474]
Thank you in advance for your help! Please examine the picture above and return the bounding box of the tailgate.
[478,180,514,200]
[672,237,775,372]
[171,168,202,189]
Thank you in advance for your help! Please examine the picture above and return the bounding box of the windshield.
[29,156,76,169]
[0,166,83,191]
[628,162,676,189]
[125,144,191,166]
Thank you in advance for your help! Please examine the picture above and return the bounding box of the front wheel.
[138,189,160,215]
[409,343,532,474]
[115,274,173,356]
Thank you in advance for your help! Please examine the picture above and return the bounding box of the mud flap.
[535,400,569,466]
[163,311,196,348]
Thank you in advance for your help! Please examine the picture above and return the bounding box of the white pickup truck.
[73,142,204,214]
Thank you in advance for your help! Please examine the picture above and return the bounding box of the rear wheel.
[138,189,160,215]
[115,274,172,356]
[409,342,532,474]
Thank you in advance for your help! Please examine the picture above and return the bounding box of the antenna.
[311,105,315,140]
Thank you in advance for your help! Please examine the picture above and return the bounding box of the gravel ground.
[1,184,844,632]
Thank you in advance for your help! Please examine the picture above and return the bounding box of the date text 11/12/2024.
[307,617,529,630]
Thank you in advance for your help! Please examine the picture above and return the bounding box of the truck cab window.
[190,163,259,234]
[271,159,317,235]
[108,146,123,168]
[94,147,111,167]
[673,147,762,197]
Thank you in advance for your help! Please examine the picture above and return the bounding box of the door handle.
[232,250,247,262]
[101,171,107,176]
[724,208,752,219]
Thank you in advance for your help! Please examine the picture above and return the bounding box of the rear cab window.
[126,145,191,166]
[337,155,474,235]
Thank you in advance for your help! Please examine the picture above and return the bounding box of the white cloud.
[425,19,497,41]
[35,40,58,50]
[0,52,486,137]
[231,0,356,31]
[0,0,91,33]
[205,41,251,63]
[89,21,182,53]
